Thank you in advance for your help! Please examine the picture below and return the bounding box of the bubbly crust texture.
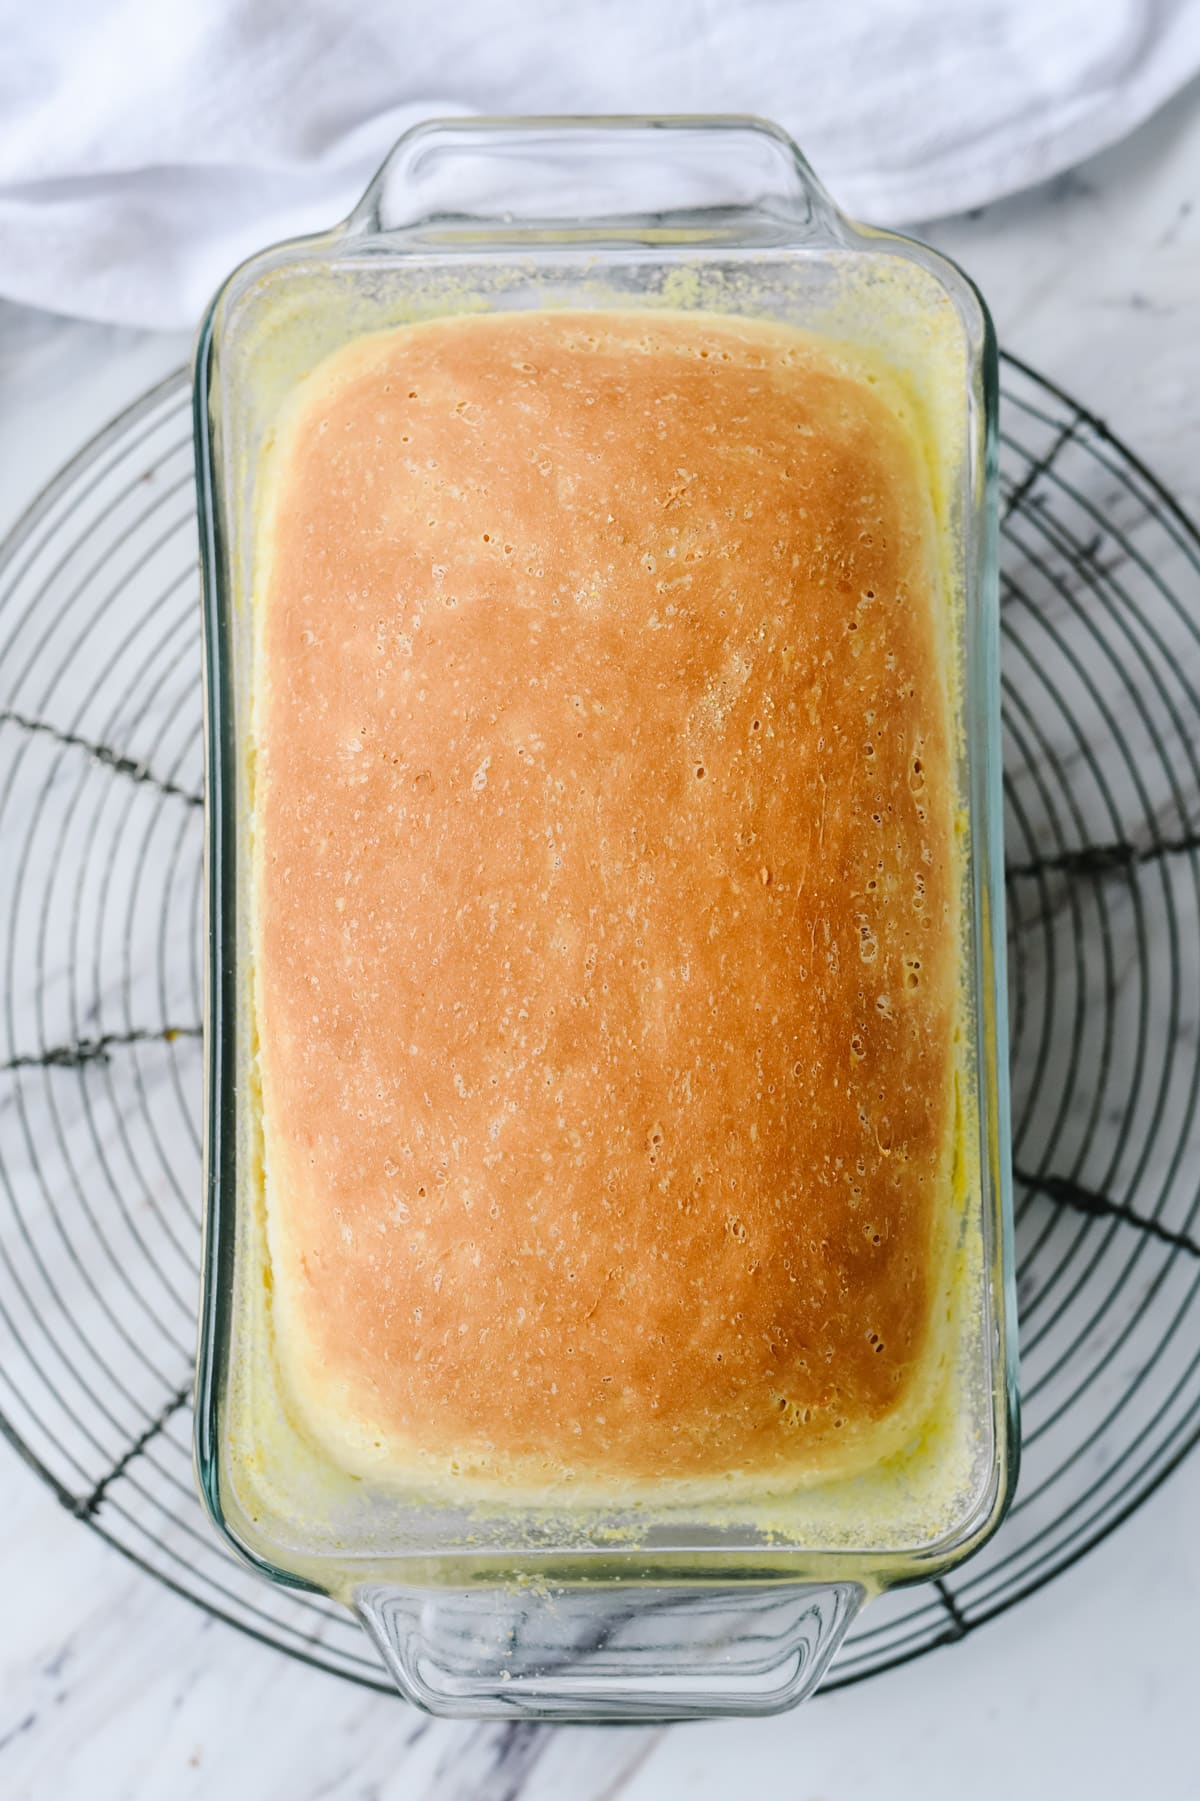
[255,309,957,1494]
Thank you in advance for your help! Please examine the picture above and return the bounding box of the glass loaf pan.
[193,115,1018,1720]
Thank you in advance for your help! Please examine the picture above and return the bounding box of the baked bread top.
[254,309,958,1497]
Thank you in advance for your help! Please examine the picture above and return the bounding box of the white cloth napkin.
[2,0,1198,330]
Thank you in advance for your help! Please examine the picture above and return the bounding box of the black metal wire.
[0,356,1196,1695]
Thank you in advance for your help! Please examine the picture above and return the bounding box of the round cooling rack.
[0,356,1198,1696]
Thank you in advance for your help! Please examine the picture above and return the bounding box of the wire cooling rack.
[0,355,1197,1694]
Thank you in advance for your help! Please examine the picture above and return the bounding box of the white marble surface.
[3,83,1200,1801]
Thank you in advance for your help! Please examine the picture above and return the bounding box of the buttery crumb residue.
[247,307,969,1509]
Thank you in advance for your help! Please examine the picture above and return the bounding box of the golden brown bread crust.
[256,309,957,1491]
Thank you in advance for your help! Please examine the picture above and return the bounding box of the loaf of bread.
[254,308,959,1499]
